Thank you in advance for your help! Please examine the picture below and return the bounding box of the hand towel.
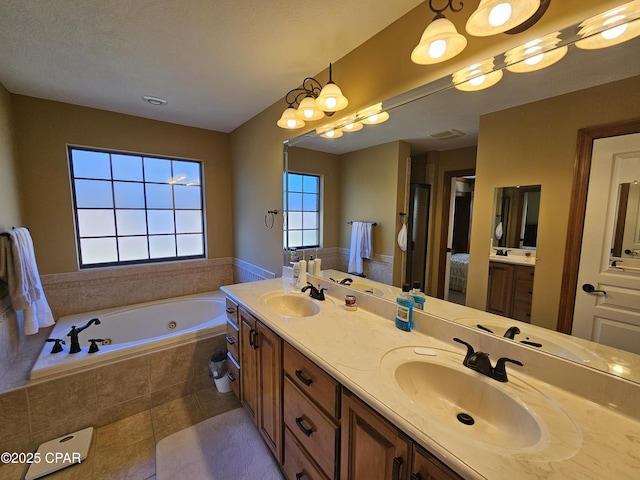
[348,222,373,275]
[495,221,503,240]
[0,228,54,334]
[397,224,407,252]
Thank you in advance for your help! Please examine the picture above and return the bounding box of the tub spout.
[67,318,101,354]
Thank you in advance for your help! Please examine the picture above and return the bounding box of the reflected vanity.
[282,10,640,384]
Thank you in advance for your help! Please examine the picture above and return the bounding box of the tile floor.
[0,385,241,480]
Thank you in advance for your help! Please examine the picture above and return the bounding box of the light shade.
[506,33,568,73]
[411,17,467,64]
[295,96,325,121]
[339,116,364,132]
[466,0,541,36]
[315,82,349,112]
[453,59,503,91]
[277,107,305,129]
[319,128,344,139]
[575,2,640,50]
[358,103,390,125]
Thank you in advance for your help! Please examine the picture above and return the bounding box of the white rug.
[156,408,284,480]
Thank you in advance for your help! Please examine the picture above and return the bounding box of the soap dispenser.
[395,283,414,332]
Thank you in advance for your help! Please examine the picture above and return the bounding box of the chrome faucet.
[301,282,327,300]
[67,318,101,354]
[453,338,523,383]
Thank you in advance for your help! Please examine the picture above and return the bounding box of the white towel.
[0,228,54,335]
[495,221,503,240]
[348,222,373,275]
[397,224,407,252]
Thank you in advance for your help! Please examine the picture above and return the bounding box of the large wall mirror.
[283,10,640,383]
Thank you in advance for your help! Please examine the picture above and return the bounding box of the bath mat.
[156,407,284,480]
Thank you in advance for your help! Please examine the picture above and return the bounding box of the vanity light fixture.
[277,63,349,130]
[411,0,467,65]
[319,128,344,139]
[452,58,503,91]
[575,1,640,50]
[505,32,568,73]
[466,0,545,36]
[358,103,390,125]
[339,115,364,132]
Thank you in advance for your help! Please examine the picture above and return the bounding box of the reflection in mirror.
[492,185,541,250]
[612,182,640,258]
[283,7,640,382]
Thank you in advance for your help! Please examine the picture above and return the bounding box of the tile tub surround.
[0,389,241,480]
[0,333,228,456]
[223,278,640,480]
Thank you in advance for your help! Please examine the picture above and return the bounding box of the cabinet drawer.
[284,377,338,479]
[225,319,240,362]
[284,342,340,419]
[227,354,240,398]
[283,428,329,480]
[515,265,534,281]
[225,297,239,327]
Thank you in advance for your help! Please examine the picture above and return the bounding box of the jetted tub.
[30,291,228,379]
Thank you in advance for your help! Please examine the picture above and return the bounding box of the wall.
[0,82,21,234]
[228,0,622,280]
[466,75,640,330]
[11,95,234,275]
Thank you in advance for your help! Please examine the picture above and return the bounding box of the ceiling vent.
[429,129,466,140]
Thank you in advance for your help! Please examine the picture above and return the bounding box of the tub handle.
[225,335,235,345]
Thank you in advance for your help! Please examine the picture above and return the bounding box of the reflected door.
[405,183,431,289]
[572,133,640,354]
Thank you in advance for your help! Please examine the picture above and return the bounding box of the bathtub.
[30,291,228,380]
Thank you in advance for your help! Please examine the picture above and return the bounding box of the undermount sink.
[259,291,321,318]
[380,347,582,460]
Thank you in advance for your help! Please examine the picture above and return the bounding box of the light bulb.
[602,22,628,40]
[287,119,298,128]
[324,97,337,109]
[525,53,544,65]
[429,39,447,59]
[469,75,486,86]
[489,3,512,27]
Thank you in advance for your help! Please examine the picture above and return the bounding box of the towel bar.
[347,221,377,226]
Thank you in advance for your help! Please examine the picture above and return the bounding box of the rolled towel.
[495,221,503,240]
[397,224,407,252]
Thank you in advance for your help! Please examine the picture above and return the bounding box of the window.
[69,147,205,268]
[284,172,320,249]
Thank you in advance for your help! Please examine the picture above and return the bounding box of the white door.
[443,176,457,301]
[572,133,640,354]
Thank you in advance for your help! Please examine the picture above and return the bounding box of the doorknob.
[582,283,606,295]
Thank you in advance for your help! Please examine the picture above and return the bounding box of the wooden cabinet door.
[239,308,257,422]
[486,262,514,317]
[411,444,462,480]
[341,390,411,480]
[256,320,283,462]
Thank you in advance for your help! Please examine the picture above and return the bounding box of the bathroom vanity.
[222,277,640,479]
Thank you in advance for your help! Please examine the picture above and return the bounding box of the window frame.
[68,145,206,269]
[284,171,322,250]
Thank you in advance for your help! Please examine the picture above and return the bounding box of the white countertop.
[222,278,640,480]
[489,254,536,266]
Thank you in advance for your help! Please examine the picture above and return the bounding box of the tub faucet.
[453,337,523,383]
[67,318,101,354]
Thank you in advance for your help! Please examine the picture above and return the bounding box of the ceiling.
[0,0,424,133]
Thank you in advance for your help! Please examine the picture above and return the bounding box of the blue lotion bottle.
[395,283,414,331]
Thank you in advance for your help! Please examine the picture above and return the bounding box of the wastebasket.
[209,350,232,393]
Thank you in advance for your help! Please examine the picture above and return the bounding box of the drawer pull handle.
[295,369,313,386]
[295,416,314,437]
[225,335,235,345]
[227,372,236,382]
[252,329,259,349]
[392,456,403,480]
[295,473,308,480]
[225,307,236,314]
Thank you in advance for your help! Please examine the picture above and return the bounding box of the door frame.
[557,118,640,334]
[437,168,475,298]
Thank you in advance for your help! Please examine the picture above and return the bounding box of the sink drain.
[167,321,177,330]
[456,413,475,425]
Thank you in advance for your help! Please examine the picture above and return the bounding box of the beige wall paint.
[466,76,640,330]
[0,82,21,234]
[11,95,233,274]
[229,0,622,279]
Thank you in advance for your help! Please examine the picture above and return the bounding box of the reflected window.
[69,147,205,268]
[284,172,321,249]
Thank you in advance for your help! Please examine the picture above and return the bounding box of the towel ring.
[264,210,278,229]
[399,212,407,225]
